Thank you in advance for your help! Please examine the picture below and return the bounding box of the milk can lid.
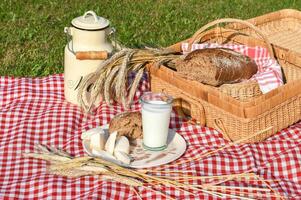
[71,10,109,30]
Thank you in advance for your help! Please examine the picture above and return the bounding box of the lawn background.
[0,0,300,77]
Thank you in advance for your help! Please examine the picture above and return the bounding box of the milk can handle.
[108,27,117,50]
[64,27,75,55]
[83,11,98,22]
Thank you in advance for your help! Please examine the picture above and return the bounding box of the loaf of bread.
[109,111,142,140]
[175,48,258,86]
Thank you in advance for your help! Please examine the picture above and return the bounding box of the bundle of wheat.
[77,48,180,112]
[23,144,283,199]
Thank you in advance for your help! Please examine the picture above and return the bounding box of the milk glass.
[140,92,173,151]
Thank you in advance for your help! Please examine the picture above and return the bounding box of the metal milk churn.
[64,10,114,105]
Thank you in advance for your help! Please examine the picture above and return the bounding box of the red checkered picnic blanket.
[1,74,301,199]
[182,43,283,93]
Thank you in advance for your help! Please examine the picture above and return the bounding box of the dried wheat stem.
[49,156,92,170]
[49,161,85,171]
[78,49,129,110]
[34,144,73,159]
[127,67,145,106]
[115,50,135,100]
[93,158,144,180]
[103,66,121,104]
[48,168,99,177]
[157,180,197,195]
[118,50,137,107]
[204,190,256,200]
[103,172,143,187]
[128,170,196,195]
[88,71,108,111]
[126,64,144,92]
[155,173,256,181]
[142,186,176,200]
[202,185,271,192]
[254,174,285,200]
[132,63,145,71]
[144,47,178,55]
[26,150,269,200]
[153,58,172,68]
[199,189,224,198]
[166,126,273,167]
[200,187,261,199]
[96,48,130,72]
[205,140,301,189]
[204,187,282,199]
[77,73,97,111]
[88,69,112,107]
[173,184,227,199]
[139,173,202,195]
[202,170,255,188]
[46,146,73,158]
[35,144,51,153]
[149,180,196,196]
[23,153,71,162]
[145,169,255,176]
[78,165,108,173]
[131,187,143,200]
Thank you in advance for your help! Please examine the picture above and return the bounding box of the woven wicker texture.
[228,9,301,54]
[151,76,301,142]
[149,16,301,143]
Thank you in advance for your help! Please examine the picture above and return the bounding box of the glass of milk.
[140,92,173,151]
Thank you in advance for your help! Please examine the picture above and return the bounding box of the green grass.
[0,0,300,77]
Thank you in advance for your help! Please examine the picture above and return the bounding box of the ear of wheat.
[77,48,180,112]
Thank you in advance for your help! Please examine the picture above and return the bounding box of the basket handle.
[189,18,275,58]
[214,118,232,142]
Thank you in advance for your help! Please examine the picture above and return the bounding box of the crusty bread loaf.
[109,111,142,140]
[176,48,258,86]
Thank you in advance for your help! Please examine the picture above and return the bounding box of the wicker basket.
[228,9,301,54]
[180,18,277,101]
[147,18,301,143]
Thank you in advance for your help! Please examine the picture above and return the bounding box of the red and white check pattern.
[182,43,283,93]
[1,74,301,199]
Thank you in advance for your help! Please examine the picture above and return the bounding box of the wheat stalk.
[127,67,145,106]
[24,144,279,199]
[163,126,273,168]
[104,66,121,104]
[77,73,97,111]
[115,50,136,106]
[131,187,143,200]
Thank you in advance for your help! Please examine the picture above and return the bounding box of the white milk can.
[64,10,115,105]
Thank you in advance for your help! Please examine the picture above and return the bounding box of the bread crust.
[176,48,258,86]
[109,111,142,140]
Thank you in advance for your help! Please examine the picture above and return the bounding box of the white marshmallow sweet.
[114,136,130,154]
[90,132,107,151]
[105,131,117,154]
[81,127,105,140]
[114,151,131,165]
[92,149,116,160]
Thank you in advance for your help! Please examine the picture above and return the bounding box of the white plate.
[82,125,186,168]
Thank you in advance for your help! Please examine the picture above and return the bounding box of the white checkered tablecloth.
[182,43,284,93]
[0,74,301,199]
